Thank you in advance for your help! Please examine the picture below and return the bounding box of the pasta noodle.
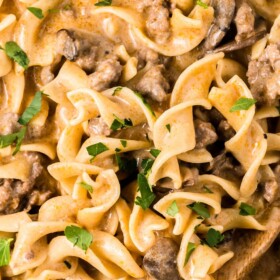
[0,1,279,280]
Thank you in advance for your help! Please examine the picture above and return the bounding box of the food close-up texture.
[0,0,279,279]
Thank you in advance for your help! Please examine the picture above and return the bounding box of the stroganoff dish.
[0,0,279,279]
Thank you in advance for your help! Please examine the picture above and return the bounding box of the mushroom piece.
[143,237,181,280]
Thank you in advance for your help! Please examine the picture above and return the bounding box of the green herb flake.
[141,158,154,176]
[196,0,208,8]
[27,7,44,19]
[184,242,196,265]
[63,4,72,10]
[115,154,137,174]
[120,140,127,148]
[150,149,161,158]
[112,86,122,96]
[166,200,179,217]
[134,91,156,117]
[64,225,92,252]
[230,97,257,112]
[4,41,29,69]
[188,202,210,219]
[115,148,121,152]
[48,8,60,13]
[205,228,224,247]
[0,238,13,267]
[18,91,42,125]
[203,186,213,194]
[95,0,112,6]
[135,173,155,210]
[80,182,93,193]
[86,142,109,160]
[239,202,256,216]
[166,124,171,132]
[64,260,72,269]
[110,115,133,131]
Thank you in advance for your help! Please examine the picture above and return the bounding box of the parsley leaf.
[150,149,161,158]
[135,173,155,210]
[141,158,154,176]
[64,260,72,269]
[239,202,256,216]
[115,154,137,174]
[120,140,127,148]
[196,0,208,8]
[110,115,133,131]
[64,225,92,252]
[27,7,44,19]
[166,124,171,132]
[230,97,257,112]
[133,91,156,116]
[112,86,122,96]
[166,201,179,217]
[115,148,121,152]
[0,238,13,267]
[95,0,112,6]
[4,41,29,69]
[205,228,224,247]
[86,142,109,160]
[203,186,213,193]
[188,202,210,218]
[18,91,42,125]
[80,182,93,193]
[184,242,196,265]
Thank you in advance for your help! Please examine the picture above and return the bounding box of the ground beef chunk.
[88,118,111,137]
[207,152,245,181]
[0,113,20,135]
[111,123,151,141]
[89,57,123,91]
[0,153,54,214]
[135,65,170,102]
[218,120,236,141]
[247,43,280,106]
[262,179,279,204]
[194,119,218,149]
[234,1,255,42]
[143,237,180,280]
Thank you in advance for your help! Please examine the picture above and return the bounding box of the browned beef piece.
[0,113,20,135]
[0,153,55,214]
[89,57,123,91]
[88,118,111,137]
[262,179,279,204]
[143,237,180,280]
[218,120,236,141]
[207,152,245,181]
[135,65,170,102]
[247,43,280,106]
[112,123,151,141]
[194,119,218,149]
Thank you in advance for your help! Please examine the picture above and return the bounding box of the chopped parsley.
[115,154,137,174]
[80,182,93,193]
[95,0,112,6]
[165,124,171,132]
[135,173,155,210]
[18,91,42,125]
[64,260,72,269]
[184,242,196,265]
[188,202,210,219]
[120,140,127,148]
[64,225,92,252]
[203,186,213,194]
[3,41,29,69]
[115,148,121,152]
[239,202,256,216]
[133,91,156,116]
[196,0,208,8]
[205,228,224,247]
[110,115,133,131]
[150,149,161,158]
[0,238,13,267]
[141,158,154,176]
[27,7,44,19]
[166,201,179,217]
[86,142,109,161]
[112,87,122,96]
[230,97,257,112]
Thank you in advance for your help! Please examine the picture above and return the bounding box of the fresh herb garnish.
[203,186,213,193]
[205,228,224,247]
[18,91,42,125]
[64,260,72,269]
[63,4,72,10]
[0,238,13,267]
[166,201,179,217]
[188,202,210,219]
[86,142,109,161]
[110,115,133,131]
[239,202,256,216]
[230,97,257,112]
[64,225,92,252]
[115,148,121,152]
[150,149,161,158]
[120,140,127,148]
[4,41,29,69]
[27,7,44,19]
[115,154,137,174]
[95,0,112,6]
[196,0,208,8]
[134,91,156,116]
[166,124,171,132]
[112,87,122,96]
[135,173,155,210]
[141,158,154,176]
[48,8,60,13]
[184,242,196,265]
[80,182,93,193]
